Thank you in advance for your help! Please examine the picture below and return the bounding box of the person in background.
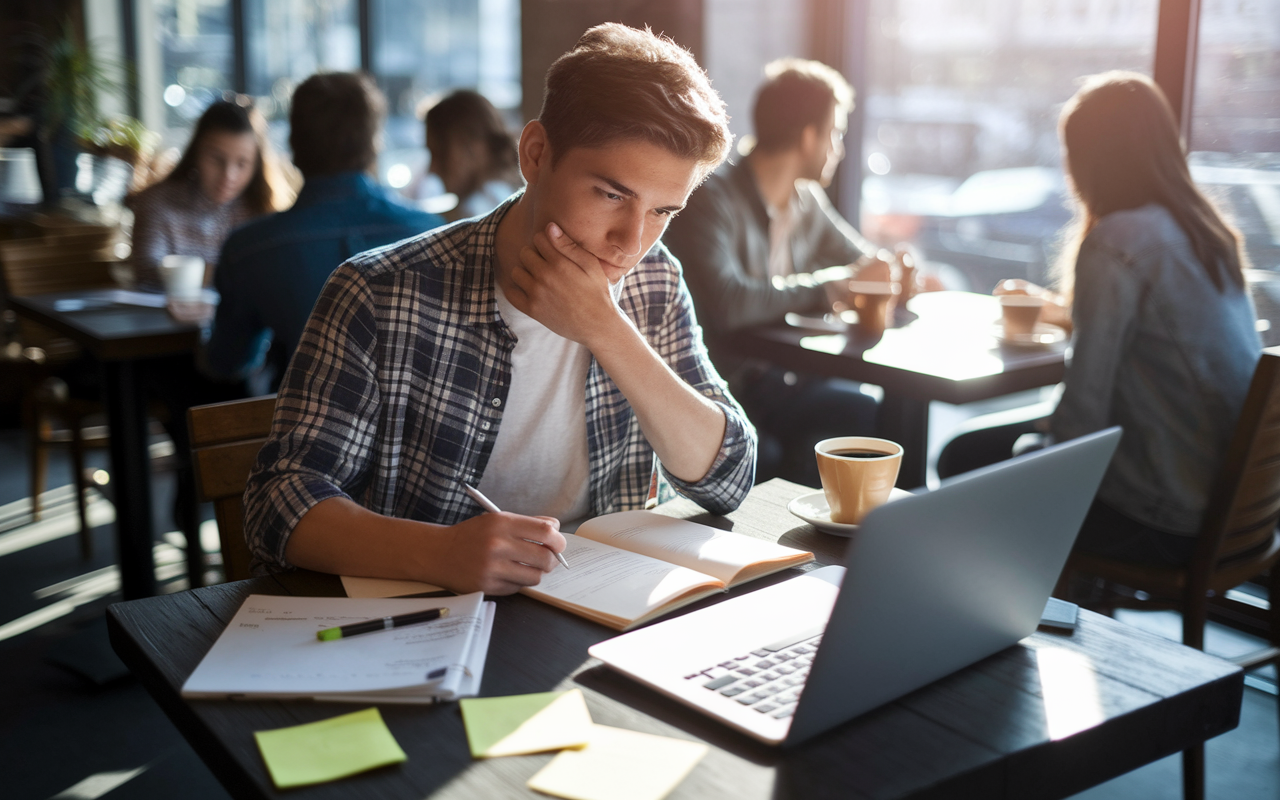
[664,58,885,488]
[243,24,755,594]
[127,98,292,291]
[942,71,1260,568]
[423,89,522,221]
[201,72,444,387]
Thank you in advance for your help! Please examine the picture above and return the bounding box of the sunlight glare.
[1036,646,1105,740]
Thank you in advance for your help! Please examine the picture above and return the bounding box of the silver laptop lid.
[786,427,1121,745]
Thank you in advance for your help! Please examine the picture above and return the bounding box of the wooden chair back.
[1192,347,1280,589]
[0,223,120,356]
[188,395,277,583]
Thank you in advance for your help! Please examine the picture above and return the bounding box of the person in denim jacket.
[942,72,1260,567]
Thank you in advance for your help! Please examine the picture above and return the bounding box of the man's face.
[523,133,701,284]
[804,104,847,187]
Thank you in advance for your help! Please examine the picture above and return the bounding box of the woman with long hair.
[423,89,521,221]
[1048,71,1260,565]
[943,71,1260,567]
[128,98,294,290]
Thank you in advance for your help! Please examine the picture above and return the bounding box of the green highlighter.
[316,607,449,641]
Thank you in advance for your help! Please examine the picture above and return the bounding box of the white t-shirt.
[767,195,799,278]
[475,284,595,521]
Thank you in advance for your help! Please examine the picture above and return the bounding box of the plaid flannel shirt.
[244,197,757,569]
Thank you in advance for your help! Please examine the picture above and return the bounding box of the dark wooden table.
[730,292,1067,487]
[10,288,202,599]
[107,478,1243,800]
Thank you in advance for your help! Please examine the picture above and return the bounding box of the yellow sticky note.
[527,724,707,800]
[460,689,593,758]
[253,707,407,789]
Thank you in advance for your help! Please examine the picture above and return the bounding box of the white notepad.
[182,592,494,703]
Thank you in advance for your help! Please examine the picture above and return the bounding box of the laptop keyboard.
[683,627,823,720]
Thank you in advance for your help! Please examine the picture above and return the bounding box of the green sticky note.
[460,689,593,758]
[254,707,407,789]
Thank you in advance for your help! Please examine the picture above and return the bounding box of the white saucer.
[994,322,1067,348]
[787,488,915,536]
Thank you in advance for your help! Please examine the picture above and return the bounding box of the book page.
[575,511,812,586]
[521,536,723,628]
[182,592,486,700]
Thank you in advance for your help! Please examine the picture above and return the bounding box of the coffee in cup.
[160,254,206,301]
[814,436,903,525]
[999,294,1044,338]
[846,281,897,337]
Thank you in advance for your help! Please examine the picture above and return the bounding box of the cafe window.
[1187,0,1280,275]
[150,0,235,146]
[244,0,361,133]
[129,0,520,188]
[858,0,1160,293]
[370,0,521,194]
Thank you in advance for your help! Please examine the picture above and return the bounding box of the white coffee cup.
[160,255,205,300]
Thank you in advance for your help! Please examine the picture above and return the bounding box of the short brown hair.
[289,72,386,178]
[753,59,854,153]
[539,24,732,175]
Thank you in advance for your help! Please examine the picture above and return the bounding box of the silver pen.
[462,482,571,570]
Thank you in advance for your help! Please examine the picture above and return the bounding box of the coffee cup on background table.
[815,436,903,525]
[846,281,897,337]
[999,294,1045,338]
[160,255,206,301]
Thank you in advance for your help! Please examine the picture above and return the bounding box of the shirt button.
[481,421,491,430]
[491,397,502,407]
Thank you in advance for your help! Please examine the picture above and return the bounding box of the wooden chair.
[1059,347,1280,800]
[0,220,120,553]
[188,395,277,583]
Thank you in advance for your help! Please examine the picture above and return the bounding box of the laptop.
[588,427,1121,746]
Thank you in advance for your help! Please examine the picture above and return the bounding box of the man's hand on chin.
[507,222,627,346]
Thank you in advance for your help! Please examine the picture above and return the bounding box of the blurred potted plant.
[40,23,153,200]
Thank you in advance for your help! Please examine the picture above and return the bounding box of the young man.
[664,59,881,487]
[202,73,443,387]
[243,25,756,595]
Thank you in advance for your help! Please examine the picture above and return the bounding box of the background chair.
[187,394,276,583]
[1058,347,1280,800]
[0,216,120,555]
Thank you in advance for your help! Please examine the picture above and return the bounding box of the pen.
[316,607,449,641]
[462,482,571,570]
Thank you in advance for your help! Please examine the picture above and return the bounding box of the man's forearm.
[286,496,447,581]
[587,313,726,483]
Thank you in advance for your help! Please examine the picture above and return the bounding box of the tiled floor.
[0,420,1275,799]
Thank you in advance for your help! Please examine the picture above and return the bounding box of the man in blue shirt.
[202,72,443,384]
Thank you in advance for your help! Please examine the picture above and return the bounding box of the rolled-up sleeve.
[648,265,756,513]
[242,264,385,568]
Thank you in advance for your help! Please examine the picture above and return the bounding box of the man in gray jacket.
[665,58,880,486]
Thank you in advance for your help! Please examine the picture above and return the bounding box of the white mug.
[160,255,205,300]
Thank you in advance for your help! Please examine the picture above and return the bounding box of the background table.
[107,479,1243,800]
[10,288,201,599]
[729,292,1067,487]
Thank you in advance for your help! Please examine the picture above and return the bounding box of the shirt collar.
[456,190,522,328]
[293,171,381,207]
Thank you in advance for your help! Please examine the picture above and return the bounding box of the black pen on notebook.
[316,607,449,642]
[462,482,571,570]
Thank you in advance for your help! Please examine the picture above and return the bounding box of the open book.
[340,512,813,632]
[181,591,494,703]
[524,510,812,631]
